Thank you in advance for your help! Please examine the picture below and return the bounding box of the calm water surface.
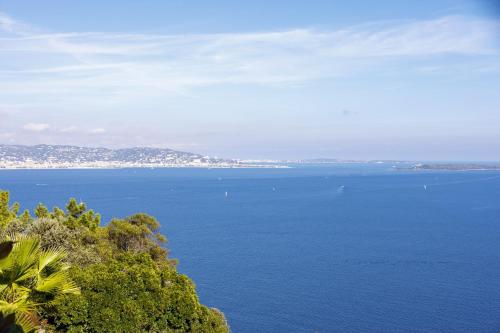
[1,165,500,332]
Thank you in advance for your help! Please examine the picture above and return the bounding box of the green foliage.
[34,204,49,219]
[0,191,229,333]
[0,236,80,332]
[18,210,32,226]
[63,199,100,231]
[51,207,65,219]
[0,192,18,228]
[107,213,167,260]
[50,254,226,333]
[66,198,86,218]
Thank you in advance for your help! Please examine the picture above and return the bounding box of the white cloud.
[22,122,50,131]
[89,128,106,134]
[59,126,78,133]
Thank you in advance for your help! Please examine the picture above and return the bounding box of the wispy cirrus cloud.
[0,11,27,33]
[0,11,498,98]
[1,11,499,157]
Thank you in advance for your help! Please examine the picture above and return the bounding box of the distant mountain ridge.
[0,144,240,168]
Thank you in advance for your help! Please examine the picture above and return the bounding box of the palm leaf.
[15,312,38,333]
[4,238,39,284]
[61,280,81,295]
[37,248,67,273]
[0,235,80,331]
[36,270,69,293]
[36,271,80,295]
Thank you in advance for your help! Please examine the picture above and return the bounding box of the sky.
[0,0,499,161]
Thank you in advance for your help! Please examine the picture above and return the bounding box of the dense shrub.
[0,190,229,333]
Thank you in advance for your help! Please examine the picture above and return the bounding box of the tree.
[34,204,49,219]
[65,198,86,218]
[0,236,80,332]
[50,253,228,333]
[108,214,164,253]
[18,210,32,226]
[0,191,18,228]
[64,198,100,230]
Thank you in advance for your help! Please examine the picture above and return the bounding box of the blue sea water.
[1,165,500,332]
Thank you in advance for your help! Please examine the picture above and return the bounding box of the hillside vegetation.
[0,191,229,333]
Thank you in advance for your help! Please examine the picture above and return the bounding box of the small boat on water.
[423,185,427,190]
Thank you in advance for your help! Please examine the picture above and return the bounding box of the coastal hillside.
[0,191,229,332]
[0,144,239,168]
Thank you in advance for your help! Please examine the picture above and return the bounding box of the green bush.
[0,190,229,333]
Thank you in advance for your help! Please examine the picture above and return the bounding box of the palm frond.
[5,238,39,284]
[15,312,39,333]
[12,237,39,265]
[0,235,80,331]
[35,270,70,294]
[61,280,81,295]
[37,248,67,273]
[36,270,80,295]
[0,297,36,315]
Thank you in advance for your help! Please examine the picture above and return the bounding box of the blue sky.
[0,0,499,160]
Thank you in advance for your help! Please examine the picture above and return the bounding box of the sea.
[1,164,500,332]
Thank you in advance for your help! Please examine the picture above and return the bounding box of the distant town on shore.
[0,144,498,170]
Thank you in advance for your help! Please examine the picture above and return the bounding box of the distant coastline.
[409,163,500,171]
[2,144,498,171]
[0,163,289,170]
[0,144,288,169]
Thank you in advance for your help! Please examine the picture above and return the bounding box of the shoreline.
[0,164,291,170]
